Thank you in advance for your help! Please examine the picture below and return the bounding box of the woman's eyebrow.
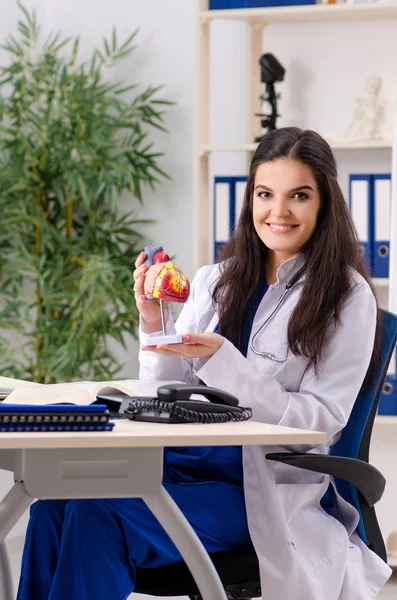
[254,184,314,192]
[290,185,314,192]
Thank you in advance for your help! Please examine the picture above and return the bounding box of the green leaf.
[50,36,73,54]
[17,2,35,30]
[103,38,110,58]
[114,83,137,95]
[77,175,90,208]
[117,30,139,53]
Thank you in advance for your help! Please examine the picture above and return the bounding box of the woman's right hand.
[133,252,163,330]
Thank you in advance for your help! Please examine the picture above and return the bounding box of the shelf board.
[375,416,397,425]
[373,278,389,287]
[201,2,397,24]
[201,143,257,154]
[388,554,397,568]
[328,138,392,150]
[201,138,392,155]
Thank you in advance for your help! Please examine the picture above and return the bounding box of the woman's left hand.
[141,332,225,359]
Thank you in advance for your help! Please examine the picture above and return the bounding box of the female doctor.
[16,127,391,600]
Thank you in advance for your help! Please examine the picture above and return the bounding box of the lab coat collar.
[275,254,306,285]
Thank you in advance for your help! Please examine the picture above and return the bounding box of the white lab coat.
[139,254,392,599]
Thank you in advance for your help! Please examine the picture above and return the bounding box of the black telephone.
[124,383,252,424]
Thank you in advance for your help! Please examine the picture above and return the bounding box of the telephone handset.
[124,383,252,424]
[156,383,239,406]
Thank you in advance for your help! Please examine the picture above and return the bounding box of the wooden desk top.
[0,419,327,450]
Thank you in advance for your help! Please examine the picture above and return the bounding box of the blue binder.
[210,0,315,7]
[349,174,374,276]
[209,0,227,7]
[373,174,391,278]
[214,177,234,260]
[244,0,316,5]
[378,374,397,415]
[378,343,397,415]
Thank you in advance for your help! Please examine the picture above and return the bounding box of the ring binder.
[0,404,114,432]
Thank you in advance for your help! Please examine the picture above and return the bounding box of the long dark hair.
[213,127,382,381]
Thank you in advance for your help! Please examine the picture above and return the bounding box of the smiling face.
[252,158,321,265]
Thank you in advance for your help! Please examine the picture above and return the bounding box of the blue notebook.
[0,404,114,432]
[0,423,114,432]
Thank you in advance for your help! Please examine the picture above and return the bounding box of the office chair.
[134,309,397,600]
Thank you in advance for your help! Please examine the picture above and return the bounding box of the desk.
[0,419,326,600]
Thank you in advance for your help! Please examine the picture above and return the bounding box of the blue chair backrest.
[330,309,397,543]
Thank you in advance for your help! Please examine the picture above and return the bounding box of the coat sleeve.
[138,266,210,384]
[195,283,377,442]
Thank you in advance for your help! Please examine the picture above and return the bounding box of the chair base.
[188,579,260,598]
[134,547,261,598]
[188,578,260,598]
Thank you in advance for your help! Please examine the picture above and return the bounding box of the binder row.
[349,173,391,278]
[209,1,316,8]
[214,173,395,414]
[350,172,393,418]
[214,173,392,276]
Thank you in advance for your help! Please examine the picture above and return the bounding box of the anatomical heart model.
[143,245,190,345]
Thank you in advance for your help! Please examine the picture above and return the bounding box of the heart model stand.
[142,245,190,346]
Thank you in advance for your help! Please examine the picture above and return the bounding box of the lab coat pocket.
[197,311,217,334]
[249,336,307,392]
[277,481,347,570]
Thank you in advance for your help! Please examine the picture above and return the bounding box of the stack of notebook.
[0,404,114,432]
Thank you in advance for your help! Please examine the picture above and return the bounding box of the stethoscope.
[249,267,306,360]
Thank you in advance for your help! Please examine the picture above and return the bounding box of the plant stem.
[35,188,41,256]
[66,189,73,238]
[34,184,44,382]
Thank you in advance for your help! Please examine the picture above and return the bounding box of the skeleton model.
[345,75,386,140]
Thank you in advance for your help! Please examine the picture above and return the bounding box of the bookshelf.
[193,0,397,270]
[193,1,397,568]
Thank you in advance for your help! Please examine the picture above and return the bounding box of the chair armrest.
[265,453,385,507]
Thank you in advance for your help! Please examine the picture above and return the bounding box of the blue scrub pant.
[17,478,251,599]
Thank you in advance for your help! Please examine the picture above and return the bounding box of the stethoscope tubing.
[249,267,305,360]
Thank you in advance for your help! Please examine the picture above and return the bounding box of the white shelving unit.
[193,0,397,270]
[193,0,397,569]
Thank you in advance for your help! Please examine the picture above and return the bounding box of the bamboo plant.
[0,3,171,383]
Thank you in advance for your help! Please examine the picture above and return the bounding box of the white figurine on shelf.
[345,75,386,141]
